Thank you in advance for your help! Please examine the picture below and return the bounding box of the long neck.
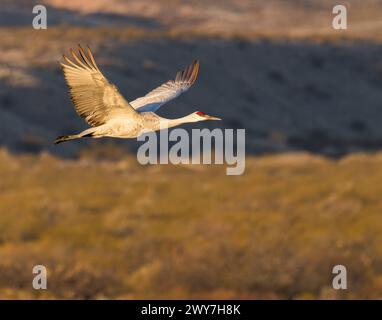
[157,114,196,129]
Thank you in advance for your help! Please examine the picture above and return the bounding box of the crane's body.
[55,45,220,144]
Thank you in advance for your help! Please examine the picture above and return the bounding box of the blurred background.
[1,0,382,299]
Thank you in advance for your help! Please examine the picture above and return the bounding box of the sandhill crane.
[54,45,221,144]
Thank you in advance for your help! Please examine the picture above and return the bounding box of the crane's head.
[192,111,221,122]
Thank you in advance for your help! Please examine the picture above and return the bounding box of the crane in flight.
[54,45,221,144]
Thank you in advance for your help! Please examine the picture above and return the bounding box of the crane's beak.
[205,114,222,121]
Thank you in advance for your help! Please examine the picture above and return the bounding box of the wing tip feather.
[175,59,200,85]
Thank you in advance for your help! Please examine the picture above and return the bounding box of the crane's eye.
[196,111,206,116]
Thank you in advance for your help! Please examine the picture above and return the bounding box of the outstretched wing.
[60,45,138,127]
[130,60,199,112]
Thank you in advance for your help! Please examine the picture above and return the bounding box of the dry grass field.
[0,148,382,299]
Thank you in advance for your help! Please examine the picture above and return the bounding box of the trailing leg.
[54,128,96,144]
